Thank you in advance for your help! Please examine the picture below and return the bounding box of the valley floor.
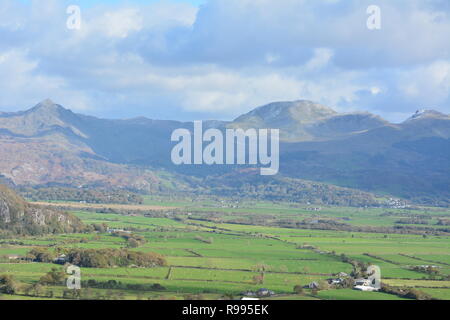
[1,198,450,301]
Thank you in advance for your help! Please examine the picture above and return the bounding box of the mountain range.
[0,99,449,206]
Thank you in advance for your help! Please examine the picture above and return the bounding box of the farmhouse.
[305,207,322,211]
[327,278,345,285]
[307,282,319,289]
[353,278,379,292]
[354,278,372,286]
[354,285,379,292]
[257,288,275,297]
[241,288,275,297]
[107,228,131,234]
[241,290,257,297]
[54,254,67,264]
[419,265,439,269]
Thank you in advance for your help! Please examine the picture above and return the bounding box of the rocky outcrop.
[0,184,84,235]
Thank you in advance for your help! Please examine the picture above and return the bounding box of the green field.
[1,200,450,300]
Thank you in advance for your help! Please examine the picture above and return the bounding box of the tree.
[46,290,54,298]
[222,293,234,300]
[27,248,56,263]
[341,278,354,289]
[293,285,304,295]
[92,223,108,233]
[127,238,140,248]
[0,275,18,295]
[39,268,66,285]
[26,283,44,297]
[318,280,330,290]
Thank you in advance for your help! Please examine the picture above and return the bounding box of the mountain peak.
[0,100,87,138]
[40,98,56,106]
[234,100,337,126]
[406,109,449,122]
[230,100,339,142]
[30,99,65,114]
[250,100,336,118]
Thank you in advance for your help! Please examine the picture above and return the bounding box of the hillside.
[280,108,450,205]
[0,99,449,206]
[0,184,84,236]
[200,169,382,206]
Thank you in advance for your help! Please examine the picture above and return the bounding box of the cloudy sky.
[0,0,449,122]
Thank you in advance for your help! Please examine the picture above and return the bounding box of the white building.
[353,278,379,292]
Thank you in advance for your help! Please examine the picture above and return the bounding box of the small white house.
[353,278,379,292]
[354,285,379,292]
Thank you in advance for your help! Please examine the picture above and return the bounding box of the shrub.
[27,248,56,263]
[293,285,304,294]
[0,275,18,295]
[39,268,66,285]
[64,248,167,268]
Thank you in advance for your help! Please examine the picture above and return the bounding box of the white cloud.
[399,60,450,105]
[304,48,334,71]
[0,49,91,111]
[0,0,448,122]
[370,87,381,95]
[95,9,143,38]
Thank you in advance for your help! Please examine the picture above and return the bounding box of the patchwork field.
[1,199,450,300]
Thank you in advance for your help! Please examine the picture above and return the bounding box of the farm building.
[327,278,345,285]
[241,288,275,297]
[307,282,319,289]
[256,288,275,297]
[54,254,67,264]
[354,279,372,286]
[353,278,379,292]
